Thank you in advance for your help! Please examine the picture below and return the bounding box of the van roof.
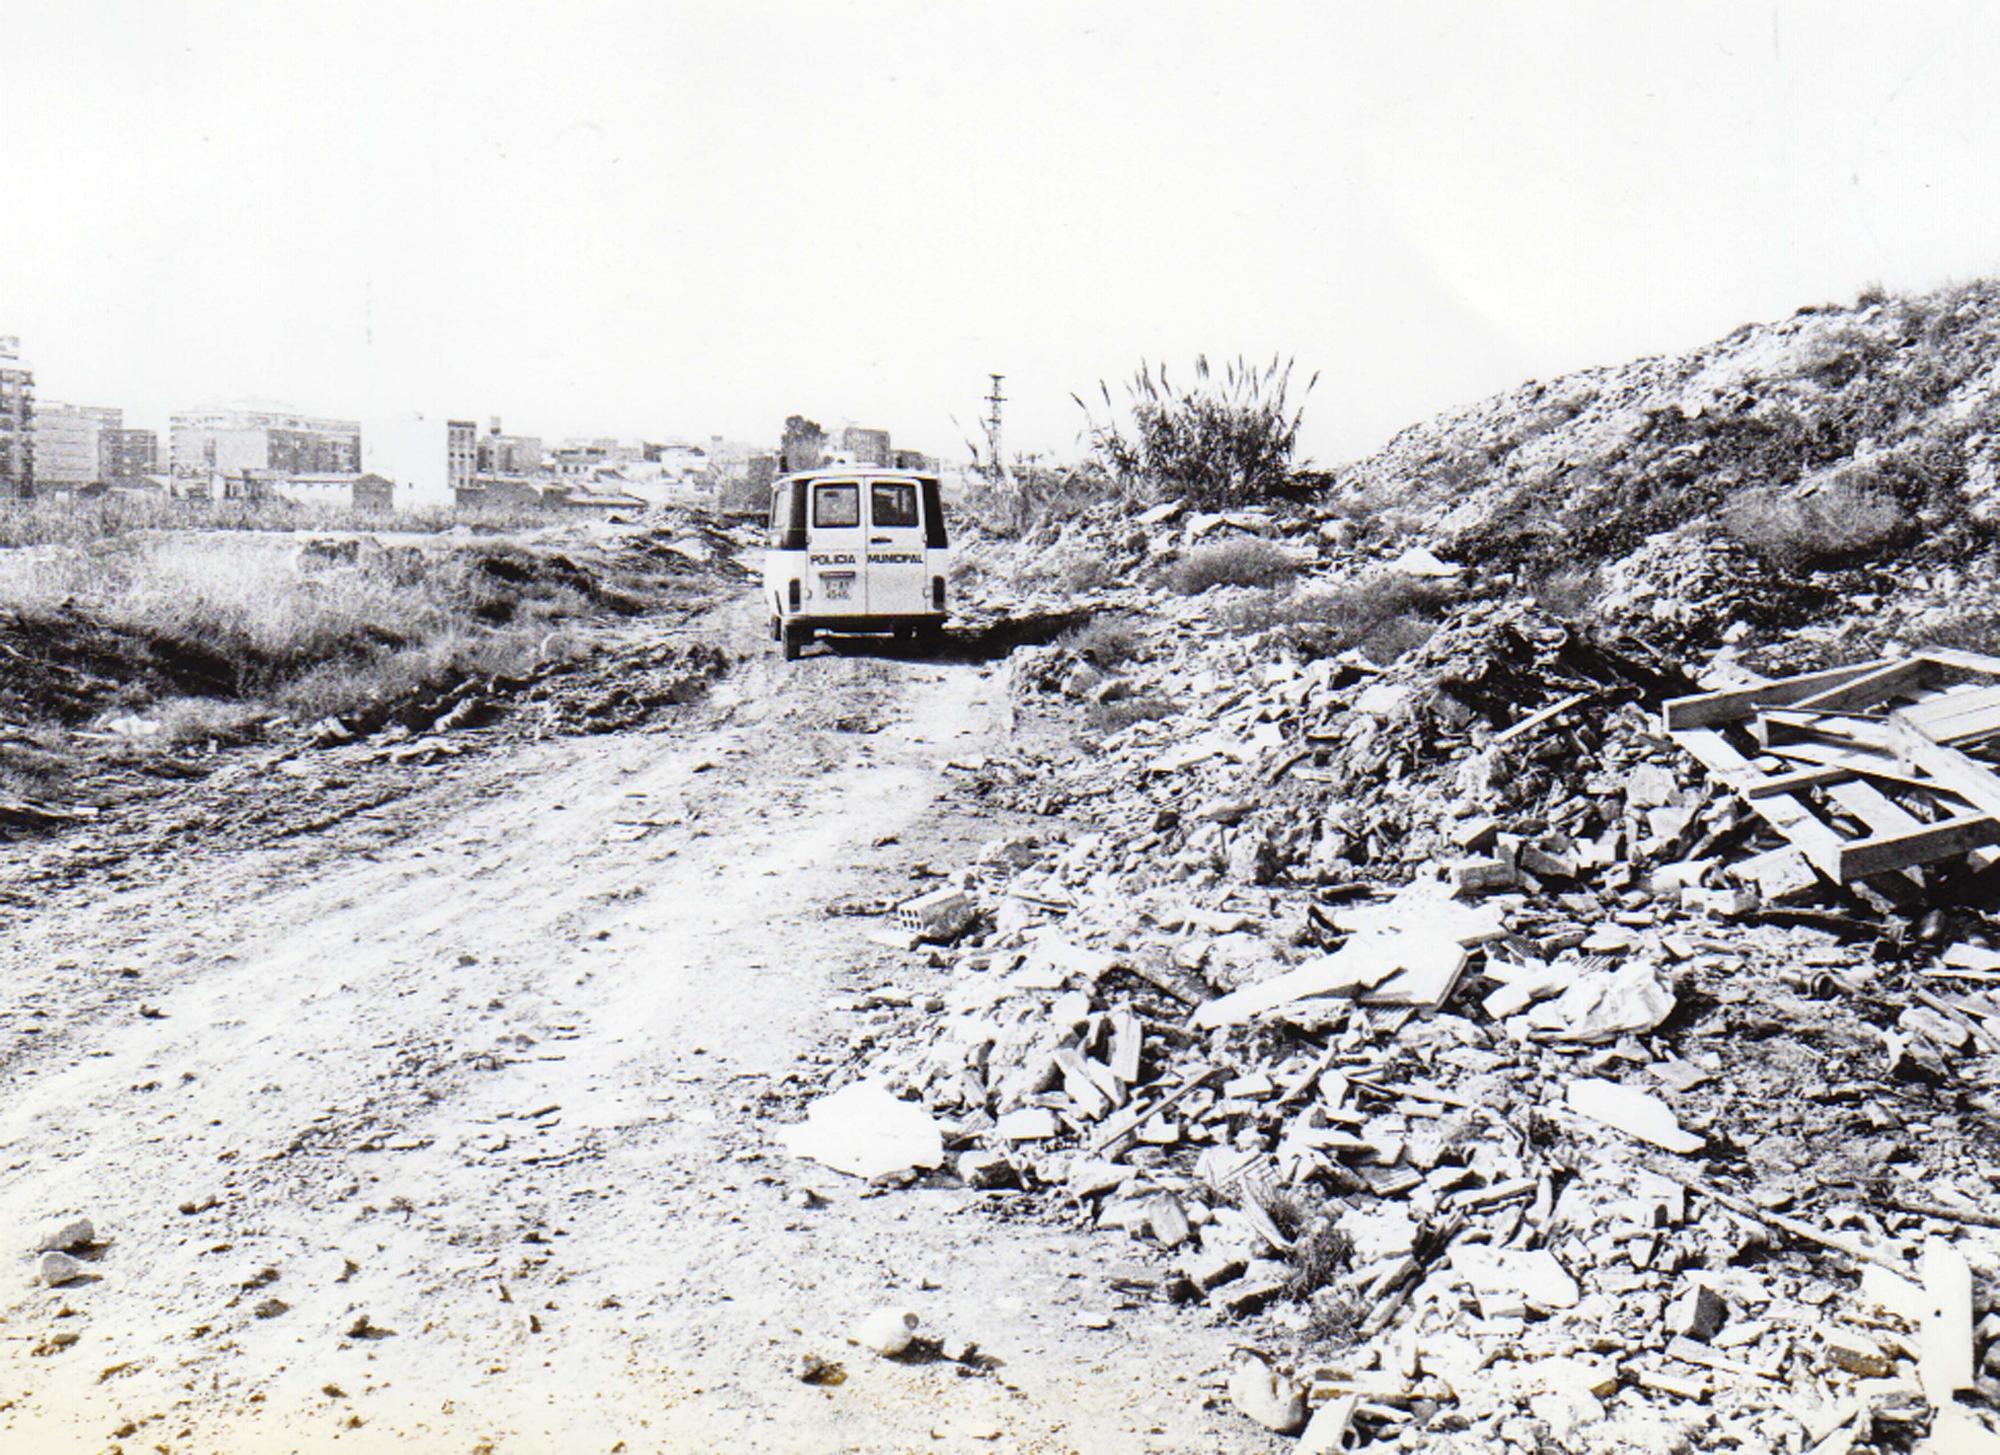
[775,467,937,484]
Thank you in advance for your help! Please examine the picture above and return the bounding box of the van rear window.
[870,482,919,528]
[813,483,859,528]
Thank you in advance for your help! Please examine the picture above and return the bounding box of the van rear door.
[865,477,929,616]
[807,479,867,617]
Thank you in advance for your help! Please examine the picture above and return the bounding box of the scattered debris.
[778,1079,943,1180]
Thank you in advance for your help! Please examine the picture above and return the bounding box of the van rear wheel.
[781,622,807,661]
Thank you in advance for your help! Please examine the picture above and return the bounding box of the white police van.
[764,466,950,660]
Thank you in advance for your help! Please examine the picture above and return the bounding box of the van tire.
[781,623,807,661]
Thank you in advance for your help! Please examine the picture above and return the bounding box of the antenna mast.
[983,373,1007,485]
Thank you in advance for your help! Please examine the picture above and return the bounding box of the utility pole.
[983,373,1007,485]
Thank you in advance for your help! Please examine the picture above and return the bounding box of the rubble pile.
[826,532,2000,1450]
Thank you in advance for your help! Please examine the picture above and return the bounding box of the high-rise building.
[100,427,158,481]
[170,408,361,481]
[0,337,34,498]
[34,403,122,487]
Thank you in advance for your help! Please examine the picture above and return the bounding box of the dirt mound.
[0,608,241,723]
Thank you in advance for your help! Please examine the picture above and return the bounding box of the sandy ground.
[0,596,1259,1454]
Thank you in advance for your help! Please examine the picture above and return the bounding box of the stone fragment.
[1297,1396,1358,1455]
[37,1251,82,1287]
[1449,1243,1581,1310]
[797,1351,845,1385]
[34,1218,94,1254]
[956,1150,1016,1189]
[1824,1327,1893,1377]
[1181,1245,1247,1292]
[993,1108,1059,1142]
[1665,1282,1727,1342]
[851,1308,920,1358]
[1227,1354,1306,1434]
[1147,1194,1192,1250]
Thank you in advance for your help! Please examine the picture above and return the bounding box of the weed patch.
[1058,614,1147,668]
[1167,538,1302,595]
[1721,478,1912,571]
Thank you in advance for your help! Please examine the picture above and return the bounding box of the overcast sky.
[6,1,2000,466]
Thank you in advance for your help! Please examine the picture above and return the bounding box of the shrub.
[1166,538,1303,595]
[1085,694,1178,731]
[1904,611,2000,657]
[1217,572,1455,663]
[1077,354,1315,507]
[1058,614,1146,668]
[1529,563,1602,618]
[1721,478,1913,571]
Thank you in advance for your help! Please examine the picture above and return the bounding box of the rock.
[34,1218,94,1254]
[1195,797,1255,825]
[1227,1354,1306,1435]
[993,1107,1059,1141]
[1666,1282,1727,1342]
[1181,1245,1247,1292]
[797,1351,846,1385]
[1298,1396,1359,1455]
[851,1307,920,1357]
[1565,1077,1704,1155]
[1824,1327,1893,1377]
[37,1250,82,1287]
[956,1150,1016,1189]
[1147,1194,1193,1250]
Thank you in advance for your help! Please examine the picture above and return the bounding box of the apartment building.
[0,337,34,498]
[34,403,122,487]
[362,414,478,511]
[170,408,361,480]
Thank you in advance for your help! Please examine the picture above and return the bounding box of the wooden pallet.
[1662,651,2000,885]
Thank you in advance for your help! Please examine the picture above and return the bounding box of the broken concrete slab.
[1565,1077,1704,1155]
[778,1079,944,1179]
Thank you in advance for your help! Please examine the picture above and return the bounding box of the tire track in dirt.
[0,598,1256,1454]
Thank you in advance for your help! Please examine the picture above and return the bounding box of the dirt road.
[0,597,1255,1454]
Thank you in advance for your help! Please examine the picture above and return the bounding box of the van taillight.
[788,579,801,610]
[932,576,946,610]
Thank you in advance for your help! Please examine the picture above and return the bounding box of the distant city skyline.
[8,3,2000,474]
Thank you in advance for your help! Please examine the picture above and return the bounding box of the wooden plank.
[1491,690,1591,746]
[1824,780,1931,887]
[1766,741,1964,798]
[1834,812,2000,881]
[1756,711,1890,752]
[1791,658,1934,714]
[1743,763,1852,798]
[1917,647,2000,679]
[1887,715,2000,822]
[1670,727,1846,880]
[1661,660,1896,731]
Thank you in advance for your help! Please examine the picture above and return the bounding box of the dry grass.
[0,493,554,548]
[1166,538,1303,595]
[1721,477,1913,570]
[0,527,682,734]
[1220,572,1456,662]
[1058,614,1147,668]
[1085,694,1179,731]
